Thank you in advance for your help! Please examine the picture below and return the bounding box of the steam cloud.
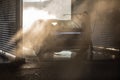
[10,0,120,57]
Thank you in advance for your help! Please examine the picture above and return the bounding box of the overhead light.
[51,22,58,26]
[40,0,48,2]
[24,0,48,2]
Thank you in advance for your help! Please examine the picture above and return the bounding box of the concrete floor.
[0,56,119,80]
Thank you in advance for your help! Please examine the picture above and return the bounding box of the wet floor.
[0,56,119,80]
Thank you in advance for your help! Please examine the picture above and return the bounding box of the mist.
[10,0,120,57]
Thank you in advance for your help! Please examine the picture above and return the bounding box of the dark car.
[37,14,91,59]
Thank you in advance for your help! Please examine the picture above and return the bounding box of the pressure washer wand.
[0,50,25,63]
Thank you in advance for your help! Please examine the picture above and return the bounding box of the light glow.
[51,22,58,26]
[23,7,56,33]
[24,0,48,2]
